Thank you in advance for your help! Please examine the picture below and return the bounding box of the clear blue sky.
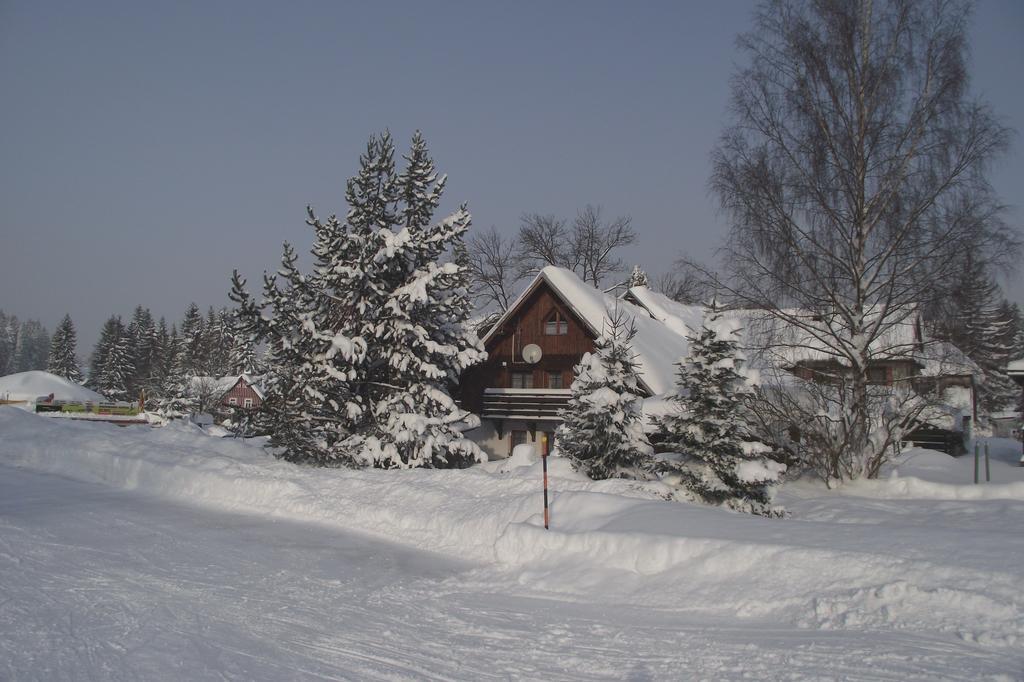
[1,0,1022,350]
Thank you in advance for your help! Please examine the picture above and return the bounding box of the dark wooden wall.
[459,282,596,413]
[221,380,263,409]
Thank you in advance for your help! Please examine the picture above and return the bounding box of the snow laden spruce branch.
[556,307,653,480]
[230,131,485,469]
[654,305,785,515]
[47,314,82,384]
[557,304,784,515]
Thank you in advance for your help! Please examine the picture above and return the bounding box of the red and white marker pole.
[541,433,550,530]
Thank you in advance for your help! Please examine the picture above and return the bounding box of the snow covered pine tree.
[657,305,784,515]
[48,314,83,383]
[157,304,207,416]
[556,308,652,479]
[231,131,485,468]
[126,306,157,399]
[96,317,132,402]
[626,265,649,289]
[929,253,1022,414]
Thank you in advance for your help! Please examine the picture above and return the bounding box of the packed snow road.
[0,465,1019,681]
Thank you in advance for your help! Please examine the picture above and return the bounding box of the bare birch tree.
[709,0,1017,481]
[573,205,637,287]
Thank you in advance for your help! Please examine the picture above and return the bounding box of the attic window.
[544,310,568,336]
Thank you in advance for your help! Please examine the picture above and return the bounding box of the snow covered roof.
[187,375,265,400]
[0,371,107,403]
[483,269,969,397]
[633,293,979,411]
[483,267,689,396]
[918,341,980,377]
[236,374,265,400]
[623,287,923,369]
[723,307,923,370]
[623,287,704,340]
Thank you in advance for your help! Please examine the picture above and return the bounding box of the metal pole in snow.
[541,434,550,530]
[985,441,990,483]
[974,443,979,484]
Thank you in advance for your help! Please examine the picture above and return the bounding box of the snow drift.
[0,407,1021,649]
[0,370,106,403]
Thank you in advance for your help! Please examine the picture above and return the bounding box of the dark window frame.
[866,365,892,386]
[543,309,568,336]
[510,371,533,389]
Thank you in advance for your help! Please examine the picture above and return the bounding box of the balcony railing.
[482,388,572,421]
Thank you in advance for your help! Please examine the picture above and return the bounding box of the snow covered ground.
[1,407,1022,680]
[0,370,106,403]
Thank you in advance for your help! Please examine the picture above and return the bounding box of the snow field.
[1,407,1022,658]
[0,370,106,403]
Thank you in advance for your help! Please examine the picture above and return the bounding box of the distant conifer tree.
[48,314,83,383]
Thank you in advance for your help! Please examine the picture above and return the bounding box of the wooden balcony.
[481,388,572,421]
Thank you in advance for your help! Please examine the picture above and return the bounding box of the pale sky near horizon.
[1,0,1022,352]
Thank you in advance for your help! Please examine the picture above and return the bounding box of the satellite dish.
[522,344,543,364]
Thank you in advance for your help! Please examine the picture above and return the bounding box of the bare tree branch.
[465,226,522,310]
[517,213,573,278]
[518,206,637,287]
[709,0,1017,480]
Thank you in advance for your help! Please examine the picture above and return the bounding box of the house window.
[544,310,568,335]
[243,398,254,408]
[546,371,563,389]
[228,397,238,406]
[511,372,533,389]
[866,366,891,385]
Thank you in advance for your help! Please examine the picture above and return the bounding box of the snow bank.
[1,407,1022,648]
[0,408,618,565]
[0,370,106,403]
[849,445,1024,499]
[845,474,1024,501]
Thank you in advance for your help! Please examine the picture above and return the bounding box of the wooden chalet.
[218,375,264,411]
[460,267,981,460]
[460,267,688,460]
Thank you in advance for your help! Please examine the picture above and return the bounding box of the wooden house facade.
[460,267,690,460]
[460,276,598,459]
[218,375,264,411]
